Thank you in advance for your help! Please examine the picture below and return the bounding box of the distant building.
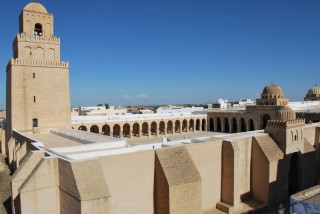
[78,106,127,116]
[237,98,255,106]
[304,85,320,101]
[139,109,154,114]
[0,110,5,120]
[209,99,254,109]
[208,99,231,109]
[288,101,320,111]
[0,111,6,125]
[71,107,79,116]
[156,105,204,114]
[127,106,142,114]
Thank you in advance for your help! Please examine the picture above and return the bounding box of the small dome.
[307,85,320,96]
[23,2,48,13]
[277,106,296,121]
[262,84,283,95]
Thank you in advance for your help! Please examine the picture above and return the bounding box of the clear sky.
[0,0,319,108]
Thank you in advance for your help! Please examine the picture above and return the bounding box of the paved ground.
[0,154,11,214]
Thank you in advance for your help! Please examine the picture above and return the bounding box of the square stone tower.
[264,106,305,154]
[6,2,71,140]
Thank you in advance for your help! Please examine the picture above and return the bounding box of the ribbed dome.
[277,106,296,121]
[23,2,48,13]
[262,84,283,95]
[307,85,320,96]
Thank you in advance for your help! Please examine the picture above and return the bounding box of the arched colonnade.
[208,116,256,133]
[74,117,207,139]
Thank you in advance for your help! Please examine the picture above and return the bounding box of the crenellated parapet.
[267,119,305,127]
[14,33,60,45]
[7,58,69,70]
[246,105,281,112]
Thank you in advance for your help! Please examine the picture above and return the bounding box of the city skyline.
[0,0,319,108]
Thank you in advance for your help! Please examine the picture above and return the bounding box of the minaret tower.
[6,2,71,140]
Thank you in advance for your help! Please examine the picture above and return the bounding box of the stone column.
[221,120,225,133]
[163,124,167,136]
[230,122,233,133]
[214,120,218,132]
[237,121,241,133]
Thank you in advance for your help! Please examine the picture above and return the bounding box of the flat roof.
[72,112,206,124]
[25,128,268,162]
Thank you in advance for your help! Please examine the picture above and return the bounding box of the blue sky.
[0,0,319,108]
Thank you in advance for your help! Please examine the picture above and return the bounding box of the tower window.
[34,96,36,103]
[34,23,43,36]
[32,118,38,127]
[33,73,35,79]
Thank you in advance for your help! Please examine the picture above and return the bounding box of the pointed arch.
[182,119,188,132]
[90,125,99,134]
[175,120,181,133]
[34,47,45,61]
[217,117,222,132]
[209,118,214,131]
[151,122,157,136]
[142,122,149,136]
[47,48,55,61]
[240,118,246,132]
[102,125,110,136]
[123,123,130,138]
[249,119,254,131]
[232,118,237,133]
[133,123,140,137]
[189,119,194,131]
[167,120,173,134]
[202,119,206,131]
[78,125,87,131]
[159,121,166,135]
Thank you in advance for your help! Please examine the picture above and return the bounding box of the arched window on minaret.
[34,23,43,36]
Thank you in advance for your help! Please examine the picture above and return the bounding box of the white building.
[78,106,128,116]
[234,98,255,107]
[156,106,204,114]
[288,101,320,111]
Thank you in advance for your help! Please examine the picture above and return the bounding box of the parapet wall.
[246,105,281,113]
[7,58,69,70]
[14,33,60,44]
[267,119,305,127]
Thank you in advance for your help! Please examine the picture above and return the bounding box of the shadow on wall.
[261,150,317,213]
[218,131,318,213]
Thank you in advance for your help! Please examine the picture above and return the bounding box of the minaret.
[6,2,71,141]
